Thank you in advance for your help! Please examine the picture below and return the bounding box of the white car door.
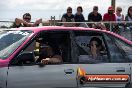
[0,66,8,88]
[104,33,132,88]
[6,30,79,88]
[7,64,78,88]
[73,31,131,88]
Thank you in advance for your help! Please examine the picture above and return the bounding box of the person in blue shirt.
[74,6,86,27]
[74,6,85,22]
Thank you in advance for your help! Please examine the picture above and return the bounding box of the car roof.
[16,26,98,32]
[11,26,132,45]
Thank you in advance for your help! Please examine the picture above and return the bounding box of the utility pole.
[111,0,116,11]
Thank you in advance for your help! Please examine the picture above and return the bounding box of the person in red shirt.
[103,6,116,21]
[103,6,116,31]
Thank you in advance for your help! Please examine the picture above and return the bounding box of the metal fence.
[0,21,132,41]
[0,21,14,28]
[57,21,132,41]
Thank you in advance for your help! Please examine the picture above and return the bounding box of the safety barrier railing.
[0,21,14,28]
[0,21,43,29]
[0,21,132,41]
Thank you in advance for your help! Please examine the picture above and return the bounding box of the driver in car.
[37,42,63,64]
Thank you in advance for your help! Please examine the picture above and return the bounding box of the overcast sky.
[0,0,132,21]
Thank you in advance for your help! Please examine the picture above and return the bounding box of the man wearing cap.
[88,6,102,22]
[103,6,116,21]
[61,7,75,27]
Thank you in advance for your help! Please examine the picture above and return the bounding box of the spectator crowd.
[61,6,132,31]
[11,6,132,32]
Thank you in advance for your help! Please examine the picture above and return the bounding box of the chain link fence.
[56,21,132,41]
[0,21,132,41]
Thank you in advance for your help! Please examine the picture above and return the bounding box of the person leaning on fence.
[11,13,42,28]
[125,6,132,27]
[115,7,124,21]
[74,6,85,27]
[103,6,116,31]
[88,6,102,22]
[103,6,116,21]
[87,6,106,30]
[61,7,75,27]
[115,6,125,33]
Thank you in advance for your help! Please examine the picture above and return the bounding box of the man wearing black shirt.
[11,13,42,28]
[88,6,102,22]
[61,7,75,27]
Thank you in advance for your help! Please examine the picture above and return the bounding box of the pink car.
[0,26,132,88]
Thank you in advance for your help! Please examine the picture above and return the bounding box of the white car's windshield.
[0,30,33,59]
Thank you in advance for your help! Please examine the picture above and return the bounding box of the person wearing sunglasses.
[88,6,102,22]
[103,6,116,21]
[11,13,42,28]
[61,7,75,27]
[103,6,116,31]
